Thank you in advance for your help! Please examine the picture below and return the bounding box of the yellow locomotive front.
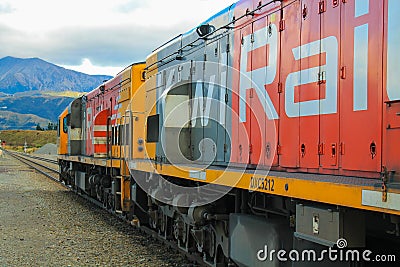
[57,62,146,211]
[57,107,69,155]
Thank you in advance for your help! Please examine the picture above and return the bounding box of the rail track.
[5,151,62,185]
[3,150,203,266]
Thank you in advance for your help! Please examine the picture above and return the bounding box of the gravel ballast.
[0,154,191,266]
[33,143,58,155]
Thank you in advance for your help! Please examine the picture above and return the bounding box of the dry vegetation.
[42,90,86,98]
[0,130,57,152]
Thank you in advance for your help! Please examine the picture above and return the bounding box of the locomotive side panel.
[85,88,100,156]
[114,67,132,159]
[383,0,400,181]
[340,0,383,176]
[297,0,321,171]
[231,0,388,178]
[203,35,226,164]
[127,64,146,160]
[248,14,268,166]
[232,6,253,166]
[279,0,301,169]
[319,0,341,171]
[263,7,281,167]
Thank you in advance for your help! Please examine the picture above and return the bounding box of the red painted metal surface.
[339,0,383,175]
[93,109,109,157]
[84,74,122,156]
[278,0,301,169]
[229,0,399,178]
[298,0,320,171]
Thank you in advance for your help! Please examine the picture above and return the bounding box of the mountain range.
[0,56,113,130]
[0,56,112,94]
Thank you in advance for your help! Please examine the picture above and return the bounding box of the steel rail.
[4,150,61,184]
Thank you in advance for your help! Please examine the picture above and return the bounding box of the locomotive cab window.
[146,114,159,143]
[63,114,70,133]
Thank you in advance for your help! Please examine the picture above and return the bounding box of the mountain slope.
[0,110,51,130]
[0,93,74,122]
[0,56,112,94]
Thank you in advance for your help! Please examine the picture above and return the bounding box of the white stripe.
[94,125,107,131]
[353,24,368,111]
[93,138,107,145]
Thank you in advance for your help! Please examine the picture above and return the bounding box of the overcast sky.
[0,0,236,76]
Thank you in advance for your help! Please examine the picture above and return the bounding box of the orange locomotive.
[59,0,400,266]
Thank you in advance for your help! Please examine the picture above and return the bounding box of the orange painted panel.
[232,22,252,165]
[340,0,383,174]
[319,0,340,170]
[250,16,267,166]
[93,131,107,138]
[279,0,301,169]
[298,0,320,170]
[57,108,69,155]
[94,144,107,153]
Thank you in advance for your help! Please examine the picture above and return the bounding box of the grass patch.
[0,130,57,152]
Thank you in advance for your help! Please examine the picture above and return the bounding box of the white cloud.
[0,2,13,14]
[60,58,122,76]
